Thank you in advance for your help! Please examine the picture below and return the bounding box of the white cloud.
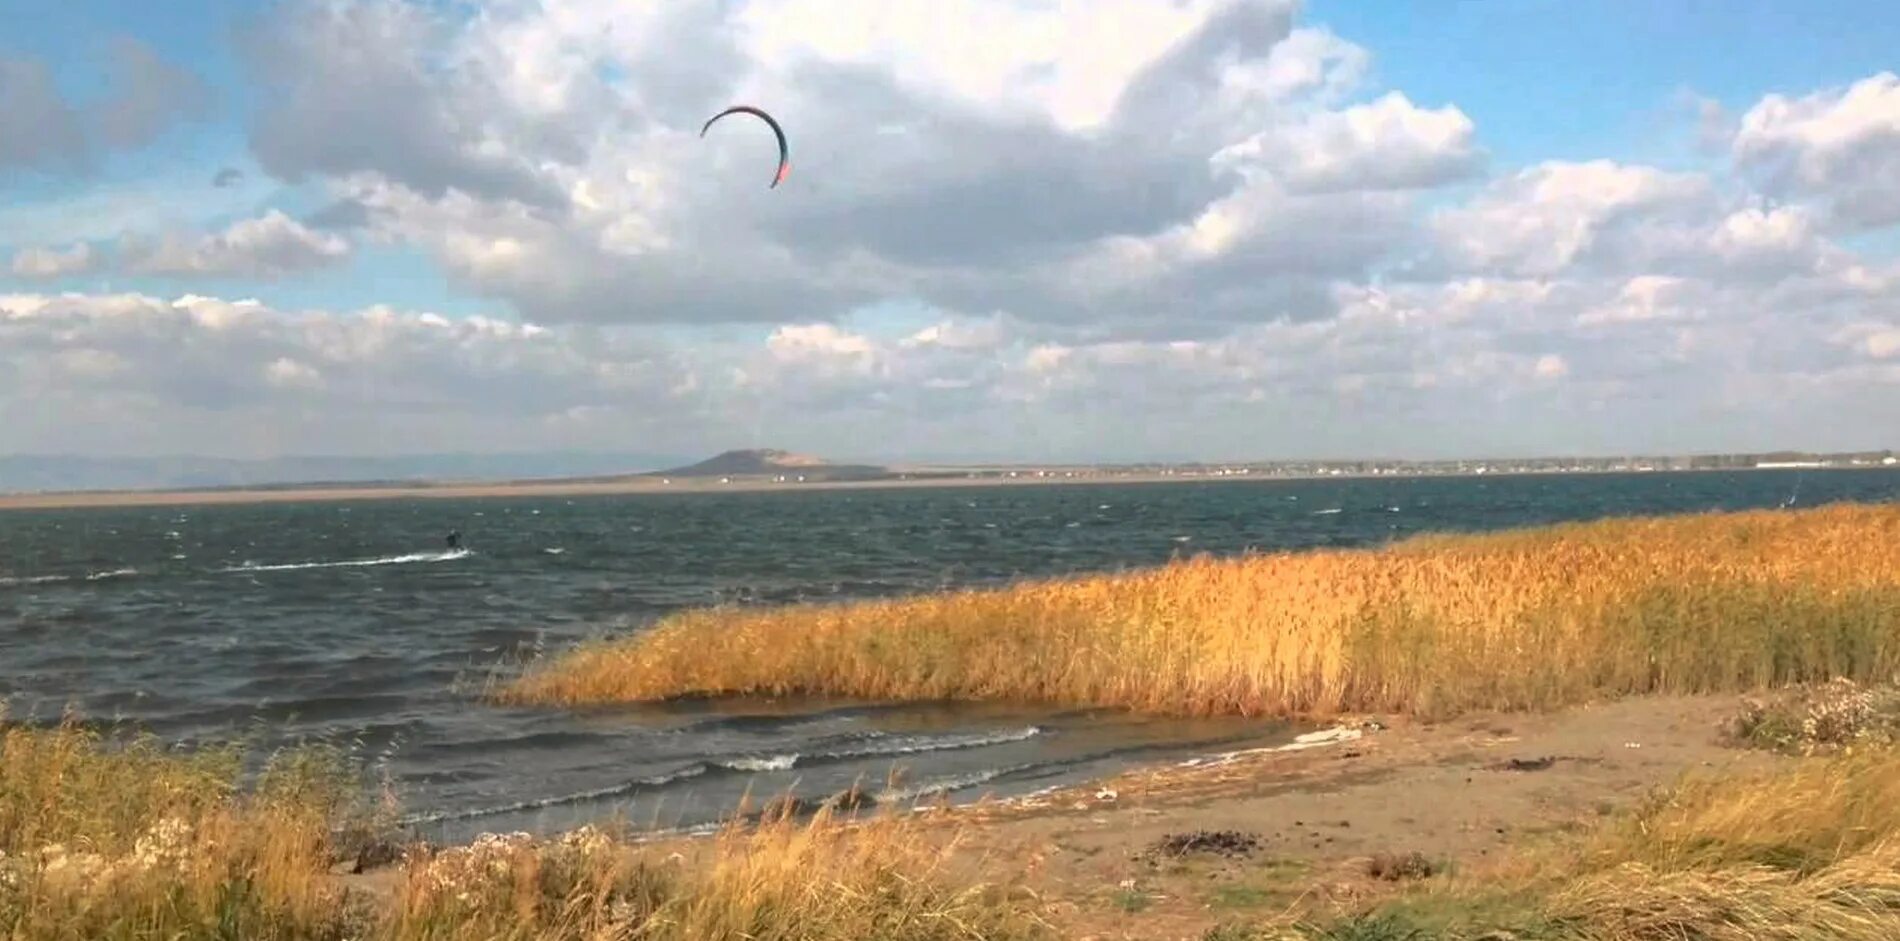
[1577,275,1696,326]
[0,291,700,455]
[6,5,1900,461]
[1228,91,1481,193]
[263,356,324,389]
[9,243,96,279]
[1735,71,1900,228]
[1833,320,1900,360]
[735,0,1237,131]
[121,211,353,278]
[1428,160,1715,277]
[2,268,1895,459]
[230,0,1452,328]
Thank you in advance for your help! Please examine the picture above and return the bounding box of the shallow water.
[2,469,1895,841]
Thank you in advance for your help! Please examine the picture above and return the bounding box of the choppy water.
[3,469,1896,841]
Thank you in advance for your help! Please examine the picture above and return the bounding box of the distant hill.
[650,449,892,481]
[0,451,692,495]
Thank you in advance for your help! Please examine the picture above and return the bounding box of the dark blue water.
[2,469,1895,840]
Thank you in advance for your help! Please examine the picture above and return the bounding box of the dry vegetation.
[1224,730,1900,941]
[501,502,1900,718]
[0,710,383,940]
[1726,675,1900,754]
[20,699,1900,940]
[0,713,1048,941]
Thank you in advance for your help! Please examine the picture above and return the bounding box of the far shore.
[0,463,1875,513]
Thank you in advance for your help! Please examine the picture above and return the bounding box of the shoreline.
[340,691,1784,940]
[0,463,1878,513]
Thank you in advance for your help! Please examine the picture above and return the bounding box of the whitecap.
[221,548,471,574]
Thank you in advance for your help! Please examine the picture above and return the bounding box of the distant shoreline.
[0,463,1888,512]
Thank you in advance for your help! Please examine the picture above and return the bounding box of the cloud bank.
[0,0,1895,461]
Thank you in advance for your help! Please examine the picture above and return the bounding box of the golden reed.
[501,502,1900,718]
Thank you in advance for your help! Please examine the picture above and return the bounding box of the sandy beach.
[0,469,1316,512]
[2,462,1859,513]
[920,693,1777,939]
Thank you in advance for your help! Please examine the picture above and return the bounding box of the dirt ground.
[922,693,1786,940]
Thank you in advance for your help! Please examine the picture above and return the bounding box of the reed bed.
[501,502,1900,718]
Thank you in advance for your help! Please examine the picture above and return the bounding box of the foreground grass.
[0,710,384,940]
[1240,734,1900,941]
[17,691,1900,939]
[501,502,1900,718]
[0,713,1048,940]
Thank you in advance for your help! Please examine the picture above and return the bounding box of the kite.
[700,105,790,189]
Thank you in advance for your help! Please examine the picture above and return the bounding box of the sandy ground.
[913,694,1782,940]
[0,471,1279,512]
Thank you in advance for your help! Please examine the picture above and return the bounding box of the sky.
[2,0,1897,464]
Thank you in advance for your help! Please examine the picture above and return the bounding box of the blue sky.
[0,0,1896,461]
[1314,0,1900,165]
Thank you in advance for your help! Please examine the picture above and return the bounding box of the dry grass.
[0,712,1047,940]
[0,709,385,940]
[500,502,1900,719]
[383,806,1048,941]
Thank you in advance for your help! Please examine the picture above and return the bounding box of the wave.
[455,761,1032,828]
[0,574,68,586]
[713,726,1043,774]
[1311,508,1343,515]
[878,763,1034,804]
[400,728,1045,828]
[1,567,140,587]
[399,764,709,826]
[1172,726,1363,769]
[221,548,471,573]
